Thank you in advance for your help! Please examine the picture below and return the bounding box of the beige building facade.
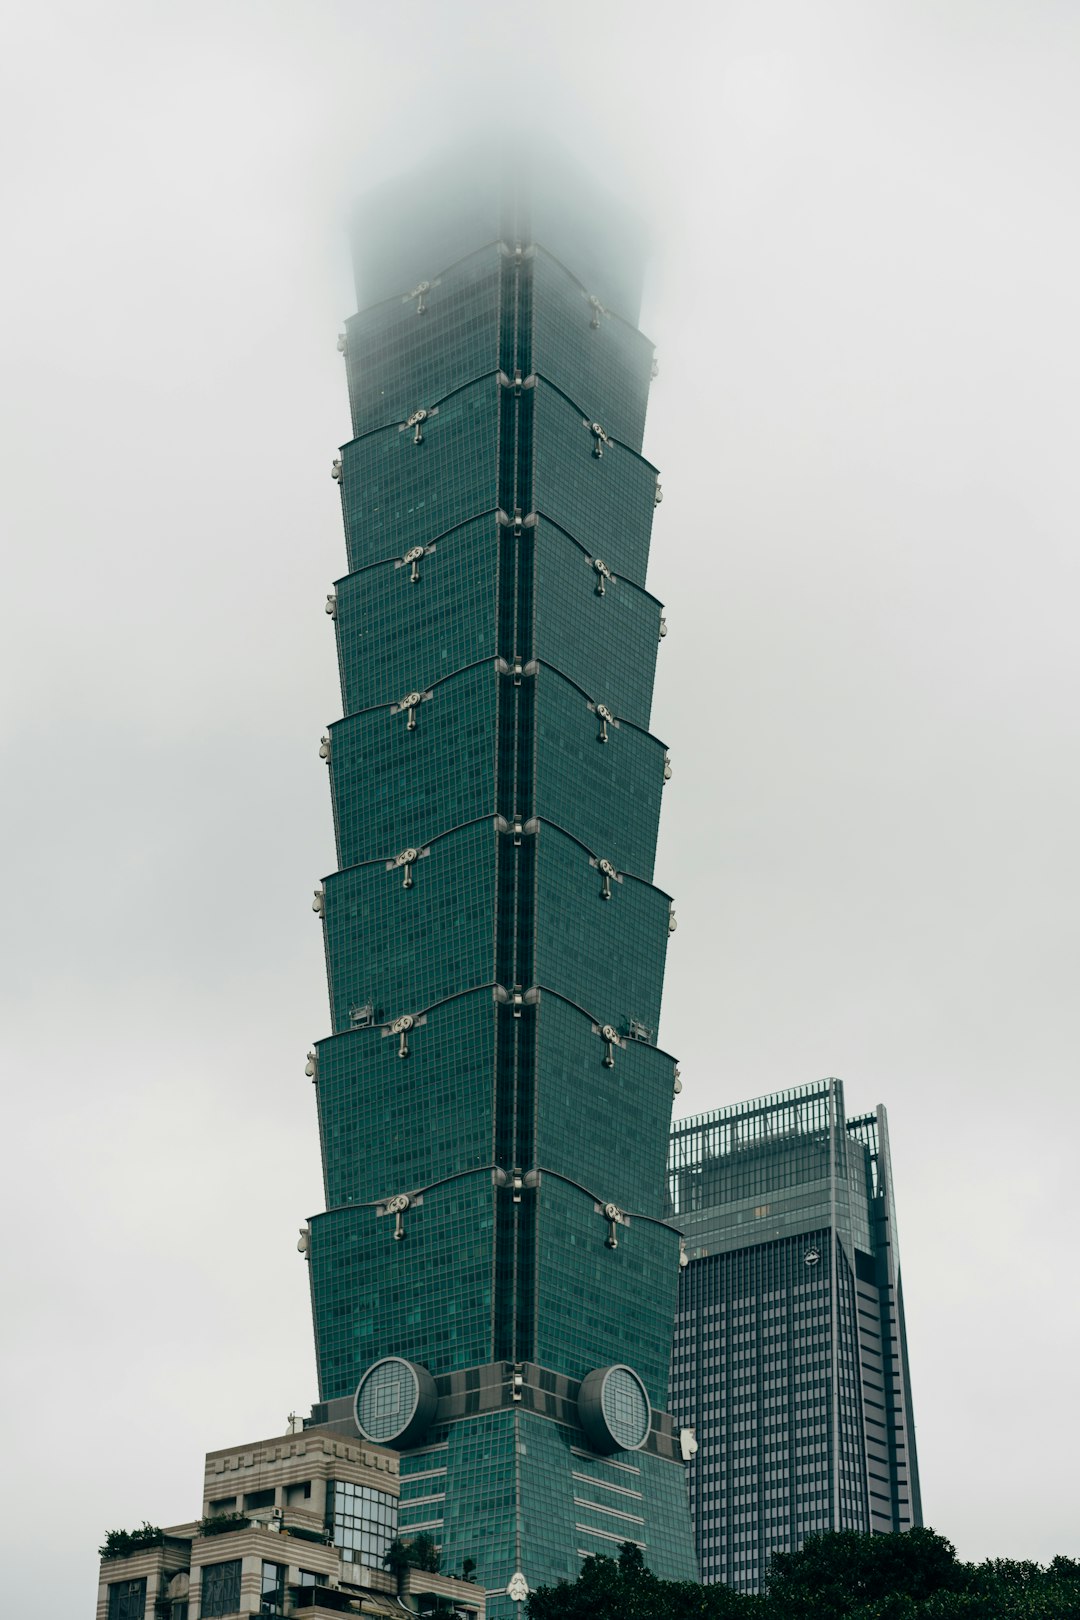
[95,1425,484,1620]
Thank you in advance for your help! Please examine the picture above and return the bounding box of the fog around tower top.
[348,134,650,322]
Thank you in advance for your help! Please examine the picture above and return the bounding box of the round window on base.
[577,1364,652,1454]
[353,1357,437,1449]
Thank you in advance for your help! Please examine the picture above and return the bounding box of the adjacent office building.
[668,1080,921,1592]
[95,1425,484,1620]
[302,150,697,1615]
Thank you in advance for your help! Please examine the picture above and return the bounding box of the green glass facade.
[668,1081,922,1592]
[305,157,696,1613]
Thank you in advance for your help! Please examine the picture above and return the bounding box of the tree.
[527,1542,760,1619]
[408,1532,442,1573]
[383,1538,412,1590]
[765,1527,967,1618]
[384,1533,442,1583]
[98,1523,164,1560]
[526,1532,1080,1620]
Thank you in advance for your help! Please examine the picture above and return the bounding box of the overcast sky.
[2,1,1079,1609]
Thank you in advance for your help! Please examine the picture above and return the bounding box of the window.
[108,1578,147,1620]
[200,1559,242,1617]
[208,1498,236,1514]
[260,1561,286,1617]
[327,1479,397,1566]
[297,1570,322,1587]
[244,1489,275,1511]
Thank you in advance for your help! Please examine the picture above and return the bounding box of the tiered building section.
[668,1081,922,1592]
[303,159,697,1613]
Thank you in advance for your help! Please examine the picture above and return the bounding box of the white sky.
[2,2,1078,1608]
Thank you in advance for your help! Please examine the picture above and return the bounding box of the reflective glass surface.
[260,1561,286,1617]
[327,1479,397,1567]
[107,1579,146,1620]
[199,1560,241,1619]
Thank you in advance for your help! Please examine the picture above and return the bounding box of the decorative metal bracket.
[658,615,667,640]
[589,701,617,743]
[396,543,435,583]
[380,1190,423,1239]
[382,1011,427,1058]
[507,1574,529,1604]
[668,906,677,933]
[593,557,613,596]
[495,656,539,685]
[336,332,348,355]
[596,1199,629,1249]
[325,591,337,619]
[496,984,539,1018]
[404,276,440,314]
[651,355,660,379]
[387,845,429,889]
[496,509,538,535]
[392,689,432,730]
[584,419,611,458]
[586,293,607,329]
[312,889,324,915]
[497,370,536,395]
[663,752,673,782]
[595,1022,625,1068]
[400,404,439,444]
[331,458,342,482]
[591,856,621,900]
[495,815,539,845]
[318,734,331,762]
[654,479,663,506]
[304,1050,317,1080]
[673,1063,683,1096]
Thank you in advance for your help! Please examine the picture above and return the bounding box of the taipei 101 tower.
[304,149,698,1612]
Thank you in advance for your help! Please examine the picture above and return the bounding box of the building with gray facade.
[668,1080,921,1592]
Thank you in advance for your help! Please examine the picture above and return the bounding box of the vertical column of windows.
[494,247,526,1365]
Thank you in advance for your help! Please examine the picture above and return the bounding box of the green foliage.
[460,1556,477,1582]
[198,1511,249,1537]
[98,1522,164,1560]
[407,1532,443,1573]
[383,1533,443,1588]
[527,1542,761,1619]
[526,1532,1080,1620]
[765,1527,967,1617]
[383,1539,412,1581]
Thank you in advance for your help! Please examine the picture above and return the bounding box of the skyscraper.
[303,153,697,1613]
[668,1081,921,1592]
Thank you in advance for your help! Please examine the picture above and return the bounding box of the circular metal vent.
[353,1357,437,1448]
